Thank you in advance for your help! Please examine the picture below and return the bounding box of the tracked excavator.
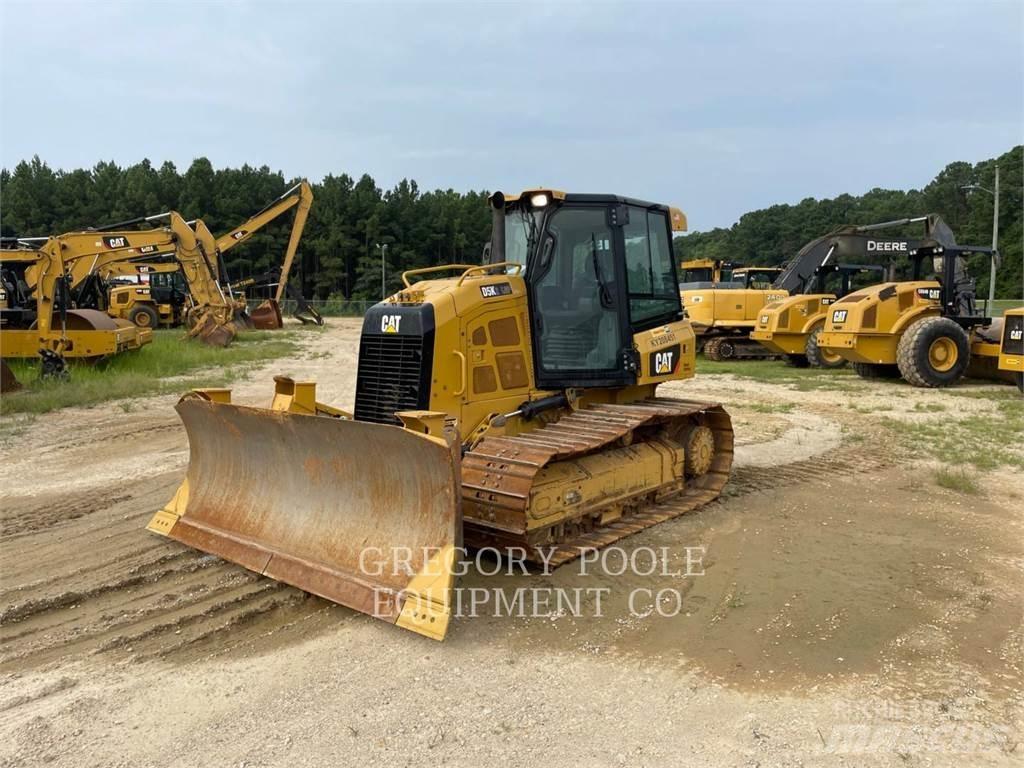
[198,181,314,329]
[4,212,237,378]
[819,232,1003,387]
[747,217,954,367]
[147,189,735,641]
[1,239,156,379]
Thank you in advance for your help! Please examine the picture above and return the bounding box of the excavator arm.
[213,181,313,304]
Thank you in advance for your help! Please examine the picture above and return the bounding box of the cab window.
[624,207,680,325]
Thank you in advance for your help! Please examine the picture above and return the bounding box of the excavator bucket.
[1,360,21,393]
[186,312,237,348]
[147,387,461,640]
[250,299,284,330]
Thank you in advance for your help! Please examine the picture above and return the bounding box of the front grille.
[1002,314,1024,356]
[354,333,431,425]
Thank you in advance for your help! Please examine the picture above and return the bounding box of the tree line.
[1,146,1020,300]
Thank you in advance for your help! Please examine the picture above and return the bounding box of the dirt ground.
[1,319,1021,767]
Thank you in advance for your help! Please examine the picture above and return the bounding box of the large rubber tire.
[852,362,901,380]
[128,304,160,329]
[896,316,970,388]
[805,327,847,369]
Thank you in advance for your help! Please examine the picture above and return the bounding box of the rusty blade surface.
[164,399,460,629]
[250,300,283,330]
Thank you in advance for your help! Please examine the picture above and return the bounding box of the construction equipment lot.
[1,319,1021,767]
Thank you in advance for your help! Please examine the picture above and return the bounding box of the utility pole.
[960,165,1001,310]
[378,243,389,301]
[990,164,999,308]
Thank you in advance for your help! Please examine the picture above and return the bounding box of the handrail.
[401,262,524,289]
[455,262,523,287]
[401,264,478,288]
[452,350,467,397]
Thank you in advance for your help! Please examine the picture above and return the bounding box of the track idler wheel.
[683,424,715,477]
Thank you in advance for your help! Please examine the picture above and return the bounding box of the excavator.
[197,180,314,329]
[3,212,237,379]
[89,181,315,331]
[678,258,738,288]
[147,189,735,641]
[747,217,954,367]
[679,265,788,359]
[818,231,1001,387]
[2,239,156,379]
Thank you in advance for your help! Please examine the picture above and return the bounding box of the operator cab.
[489,190,686,389]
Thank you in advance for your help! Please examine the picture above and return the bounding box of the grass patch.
[697,357,863,392]
[913,402,947,412]
[1,329,302,416]
[934,468,981,495]
[746,402,796,414]
[888,397,1024,471]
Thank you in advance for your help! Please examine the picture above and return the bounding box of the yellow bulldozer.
[147,189,735,640]
[818,235,1003,387]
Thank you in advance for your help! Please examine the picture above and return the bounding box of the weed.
[934,468,981,495]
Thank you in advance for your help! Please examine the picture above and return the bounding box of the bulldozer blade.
[250,299,284,330]
[148,398,461,640]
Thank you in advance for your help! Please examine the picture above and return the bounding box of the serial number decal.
[480,283,513,298]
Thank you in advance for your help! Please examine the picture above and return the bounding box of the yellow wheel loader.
[148,189,734,641]
[819,239,1001,387]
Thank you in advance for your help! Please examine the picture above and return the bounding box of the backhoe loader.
[818,236,1000,387]
[147,189,734,641]
[745,216,954,367]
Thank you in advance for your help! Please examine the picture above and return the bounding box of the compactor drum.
[149,190,734,640]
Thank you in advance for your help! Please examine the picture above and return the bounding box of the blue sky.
[0,0,1020,230]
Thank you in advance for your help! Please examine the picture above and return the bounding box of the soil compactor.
[747,216,954,367]
[148,189,734,640]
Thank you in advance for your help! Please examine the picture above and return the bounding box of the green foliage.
[1,147,1019,302]
[0,159,492,303]
[675,146,1023,299]
[0,329,301,415]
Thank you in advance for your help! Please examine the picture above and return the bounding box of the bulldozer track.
[462,398,734,566]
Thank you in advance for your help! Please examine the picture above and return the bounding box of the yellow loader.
[148,189,735,640]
